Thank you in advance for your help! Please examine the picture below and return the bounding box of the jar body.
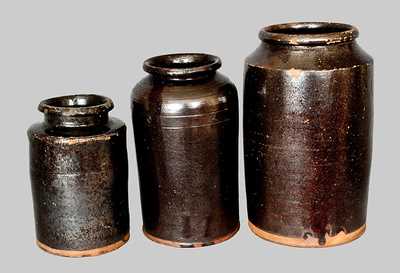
[244,40,373,247]
[28,104,129,257]
[132,73,239,247]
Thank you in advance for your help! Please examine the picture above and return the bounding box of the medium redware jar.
[132,53,239,248]
[244,22,373,247]
[28,94,130,257]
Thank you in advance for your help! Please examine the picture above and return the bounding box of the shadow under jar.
[132,53,239,248]
[28,94,130,257]
[244,22,373,247]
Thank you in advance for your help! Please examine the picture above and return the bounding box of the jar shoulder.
[131,72,238,116]
[27,117,126,141]
[245,42,373,71]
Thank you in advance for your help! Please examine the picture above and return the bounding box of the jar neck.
[262,39,357,50]
[143,53,221,82]
[38,94,113,129]
[44,112,109,128]
[151,71,217,82]
[259,22,359,46]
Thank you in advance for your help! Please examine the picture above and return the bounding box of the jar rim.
[143,53,221,80]
[38,94,114,116]
[259,22,359,45]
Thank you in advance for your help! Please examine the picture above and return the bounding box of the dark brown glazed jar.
[132,53,239,248]
[244,22,373,247]
[28,94,130,257]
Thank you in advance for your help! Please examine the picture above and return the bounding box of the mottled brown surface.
[28,95,130,256]
[132,54,239,247]
[243,23,373,246]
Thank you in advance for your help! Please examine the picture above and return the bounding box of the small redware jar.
[28,94,130,257]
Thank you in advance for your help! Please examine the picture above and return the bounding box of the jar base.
[143,225,239,248]
[248,221,366,248]
[36,233,130,257]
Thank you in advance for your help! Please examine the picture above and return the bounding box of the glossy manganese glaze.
[132,53,239,247]
[28,94,130,257]
[244,23,373,247]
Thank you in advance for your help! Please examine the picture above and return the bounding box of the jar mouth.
[143,53,222,79]
[38,94,114,116]
[259,22,359,45]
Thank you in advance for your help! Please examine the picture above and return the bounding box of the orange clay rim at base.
[143,225,240,248]
[248,221,366,248]
[36,233,130,257]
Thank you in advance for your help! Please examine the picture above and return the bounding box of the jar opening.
[143,53,221,80]
[259,22,359,45]
[39,94,113,116]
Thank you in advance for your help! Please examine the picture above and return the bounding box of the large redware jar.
[244,22,373,247]
[132,53,239,248]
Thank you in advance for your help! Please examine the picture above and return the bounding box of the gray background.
[0,0,396,271]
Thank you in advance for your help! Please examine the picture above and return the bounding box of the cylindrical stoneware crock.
[28,94,130,257]
[132,53,239,248]
[244,22,373,247]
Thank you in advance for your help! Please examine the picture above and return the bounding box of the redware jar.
[131,53,239,248]
[28,94,130,257]
[244,22,373,247]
